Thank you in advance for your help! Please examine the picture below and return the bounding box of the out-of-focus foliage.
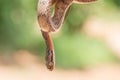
[0,0,39,51]
[0,0,120,69]
[106,0,120,8]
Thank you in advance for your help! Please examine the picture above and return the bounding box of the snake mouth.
[46,61,54,71]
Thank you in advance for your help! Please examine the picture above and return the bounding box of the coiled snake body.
[37,0,96,71]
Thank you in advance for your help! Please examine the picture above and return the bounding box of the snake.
[37,0,96,71]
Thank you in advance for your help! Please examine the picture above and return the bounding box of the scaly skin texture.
[37,0,96,71]
[41,31,55,71]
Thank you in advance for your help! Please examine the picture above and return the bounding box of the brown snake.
[37,0,96,71]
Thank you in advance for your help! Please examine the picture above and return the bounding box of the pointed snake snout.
[46,49,55,71]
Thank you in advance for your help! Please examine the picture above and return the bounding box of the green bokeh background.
[0,0,120,69]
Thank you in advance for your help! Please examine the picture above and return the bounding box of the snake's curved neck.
[38,0,72,32]
[37,0,96,32]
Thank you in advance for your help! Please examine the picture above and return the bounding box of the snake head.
[45,49,55,71]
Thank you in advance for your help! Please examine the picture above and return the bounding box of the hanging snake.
[37,0,96,71]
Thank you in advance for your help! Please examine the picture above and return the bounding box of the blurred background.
[0,0,120,80]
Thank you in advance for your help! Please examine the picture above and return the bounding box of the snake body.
[37,0,96,71]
